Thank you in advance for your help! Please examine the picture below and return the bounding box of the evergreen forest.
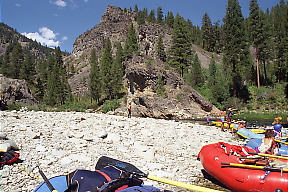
[0,0,287,112]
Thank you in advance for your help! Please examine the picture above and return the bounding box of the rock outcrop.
[113,55,219,119]
[68,5,220,119]
[0,74,37,106]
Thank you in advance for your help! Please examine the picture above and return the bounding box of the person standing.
[206,114,210,125]
[227,108,238,132]
[220,107,226,132]
[128,102,131,118]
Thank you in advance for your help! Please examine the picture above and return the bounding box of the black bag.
[0,150,20,169]
[65,166,124,192]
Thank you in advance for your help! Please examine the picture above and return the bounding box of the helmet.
[274,124,282,132]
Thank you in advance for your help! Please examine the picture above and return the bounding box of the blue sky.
[1,0,282,53]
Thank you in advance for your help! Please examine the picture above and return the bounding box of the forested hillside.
[0,0,287,113]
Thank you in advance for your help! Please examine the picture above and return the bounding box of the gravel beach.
[0,110,244,192]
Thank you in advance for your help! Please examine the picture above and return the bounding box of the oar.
[37,164,58,192]
[274,139,288,145]
[252,119,261,126]
[221,162,288,172]
[248,152,288,160]
[96,156,222,192]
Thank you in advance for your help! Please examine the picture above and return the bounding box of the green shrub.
[146,59,152,66]
[102,99,120,113]
[164,65,171,70]
[176,94,183,102]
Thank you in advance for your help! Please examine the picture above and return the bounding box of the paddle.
[248,152,288,160]
[37,164,58,192]
[274,139,288,145]
[221,162,288,172]
[96,156,222,192]
[252,119,261,126]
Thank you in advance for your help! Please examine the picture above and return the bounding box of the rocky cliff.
[0,74,37,107]
[68,5,220,119]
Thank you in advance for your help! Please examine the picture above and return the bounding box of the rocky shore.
[0,110,243,192]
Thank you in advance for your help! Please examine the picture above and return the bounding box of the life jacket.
[0,150,20,169]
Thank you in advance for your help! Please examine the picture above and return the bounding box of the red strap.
[96,170,112,182]
[115,185,128,192]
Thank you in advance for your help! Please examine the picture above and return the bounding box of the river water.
[181,118,288,128]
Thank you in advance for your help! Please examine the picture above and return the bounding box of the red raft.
[197,142,288,192]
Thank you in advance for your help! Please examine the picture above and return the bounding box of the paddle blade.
[96,156,146,177]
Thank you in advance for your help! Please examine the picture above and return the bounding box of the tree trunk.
[232,61,237,105]
[256,58,260,88]
[263,60,268,85]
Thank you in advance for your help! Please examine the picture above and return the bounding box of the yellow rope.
[18,163,43,180]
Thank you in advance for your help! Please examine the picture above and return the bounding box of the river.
[180,118,288,128]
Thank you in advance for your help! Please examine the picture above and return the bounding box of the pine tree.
[111,42,125,98]
[222,0,251,98]
[1,43,12,77]
[156,74,167,97]
[208,56,217,87]
[166,11,174,28]
[248,0,262,87]
[169,13,192,77]
[44,47,70,106]
[137,11,145,25]
[191,54,204,87]
[35,76,45,102]
[124,23,139,59]
[89,48,101,102]
[156,7,164,25]
[11,42,24,79]
[100,38,114,99]
[20,52,35,84]
[38,59,48,85]
[157,35,166,62]
[201,12,212,51]
[208,56,230,105]
[134,4,138,13]
[148,9,156,23]
[45,55,56,105]
[272,1,287,83]
[211,21,221,53]
[257,8,273,85]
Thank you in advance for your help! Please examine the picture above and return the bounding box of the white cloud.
[84,0,88,2]
[15,4,21,7]
[53,0,67,7]
[61,36,68,41]
[22,27,60,48]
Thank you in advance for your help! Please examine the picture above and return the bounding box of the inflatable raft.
[198,142,288,192]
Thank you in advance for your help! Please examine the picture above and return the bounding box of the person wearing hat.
[272,116,282,125]
[274,123,283,140]
[227,107,238,132]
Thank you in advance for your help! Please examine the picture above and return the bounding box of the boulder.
[0,74,37,106]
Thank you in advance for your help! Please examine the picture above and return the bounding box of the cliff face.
[68,5,220,119]
[118,55,220,119]
[0,74,37,107]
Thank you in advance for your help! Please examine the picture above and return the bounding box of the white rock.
[105,133,120,143]
[36,145,46,152]
[60,157,72,167]
[0,143,11,152]
[26,129,40,139]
